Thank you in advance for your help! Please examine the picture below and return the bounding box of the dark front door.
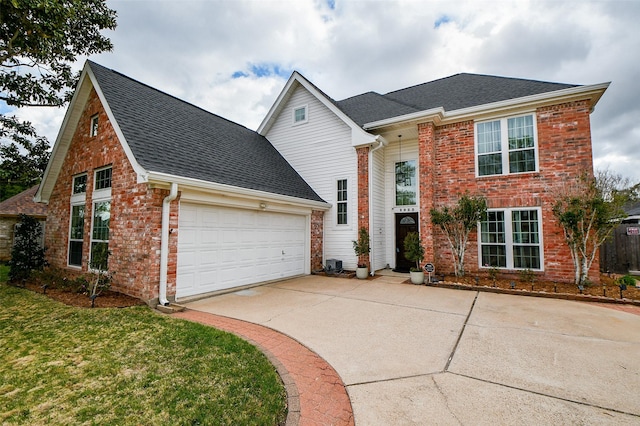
[395,213,419,272]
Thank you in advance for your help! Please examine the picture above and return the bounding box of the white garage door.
[176,203,307,298]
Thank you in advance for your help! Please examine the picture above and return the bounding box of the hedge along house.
[258,72,609,282]
[35,61,329,305]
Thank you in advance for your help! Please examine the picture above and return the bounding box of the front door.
[395,213,418,272]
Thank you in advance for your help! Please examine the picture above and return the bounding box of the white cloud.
[5,0,639,183]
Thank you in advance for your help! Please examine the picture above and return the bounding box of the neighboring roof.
[624,201,640,217]
[86,62,324,203]
[0,186,47,217]
[336,73,578,126]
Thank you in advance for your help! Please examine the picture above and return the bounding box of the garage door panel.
[177,203,307,298]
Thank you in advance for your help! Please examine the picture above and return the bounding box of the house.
[35,61,329,305]
[258,71,609,281]
[36,60,609,305]
[0,185,47,261]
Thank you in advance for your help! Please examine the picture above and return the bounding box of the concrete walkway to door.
[182,274,640,425]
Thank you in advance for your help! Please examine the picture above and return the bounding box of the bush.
[618,275,637,288]
[8,214,46,282]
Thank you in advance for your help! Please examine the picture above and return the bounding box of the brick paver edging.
[172,309,354,426]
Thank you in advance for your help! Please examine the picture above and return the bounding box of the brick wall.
[356,146,370,267]
[45,88,179,302]
[418,100,597,283]
[310,210,324,271]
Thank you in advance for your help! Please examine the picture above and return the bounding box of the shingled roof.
[336,73,578,126]
[88,61,324,203]
[0,186,47,217]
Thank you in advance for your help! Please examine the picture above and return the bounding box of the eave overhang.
[362,82,611,132]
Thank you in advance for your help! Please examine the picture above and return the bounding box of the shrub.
[8,214,46,282]
[618,275,637,288]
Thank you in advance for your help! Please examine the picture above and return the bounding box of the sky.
[6,0,640,183]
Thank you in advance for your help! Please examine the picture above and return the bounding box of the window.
[293,105,307,125]
[90,114,99,137]
[94,167,112,190]
[90,201,110,270]
[477,114,537,177]
[68,167,112,268]
[480,208,542,270]
[69,205,85,266]
[337,179,347,225]
[73,174,87,194]
[395,160,416,205]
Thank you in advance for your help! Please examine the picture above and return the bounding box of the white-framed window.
[395,160,417,206]
[94,166,112,191]
[90,166,112,270]
[293,105,308,125]
[90,114,99,137]
[68,204,85,267]
[68,168,113,269]
[90,200,110,270]
[476,113,538,177]
[72,174,87,195]
[68,173,87,267]
[479,207,543,270]
[337,179,347,225]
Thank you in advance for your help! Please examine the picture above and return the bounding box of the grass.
[0,270,286,425]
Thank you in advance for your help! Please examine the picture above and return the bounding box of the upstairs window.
[90,114,99,137]
[293,105,308,125]
[337,179,347,225]
[477,114,537,177]
[73,174,87,194]
[94,167,112,191]
[395,160,416,206]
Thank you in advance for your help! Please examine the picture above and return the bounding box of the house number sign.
[627,227,639,236]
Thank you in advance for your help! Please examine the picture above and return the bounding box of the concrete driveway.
[184,274,640,425]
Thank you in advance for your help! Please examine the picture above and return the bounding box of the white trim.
[363,82,610,131]
[292,104,308,126]
[146,171,331,211]
[335,177,349,227]
[257,71,378,148]
[35,62,148,204]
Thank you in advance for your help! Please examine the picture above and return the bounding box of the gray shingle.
[337,73,578,126]
[89,62,324,203]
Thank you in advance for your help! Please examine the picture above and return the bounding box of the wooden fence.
[600,224,640,274]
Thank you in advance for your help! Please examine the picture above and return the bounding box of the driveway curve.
[183,274,640,425]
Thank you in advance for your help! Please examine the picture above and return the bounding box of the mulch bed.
[20,281,146,308]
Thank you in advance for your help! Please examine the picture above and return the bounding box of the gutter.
[159,182,178,306]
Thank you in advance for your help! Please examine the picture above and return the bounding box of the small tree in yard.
[552,170,634,286]
[88,242,111,308]
[8,214,46,282]
[430,194,487,277]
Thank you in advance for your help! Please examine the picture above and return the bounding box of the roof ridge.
[87,61,255,132]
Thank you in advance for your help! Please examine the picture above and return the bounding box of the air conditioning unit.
[325,259,343,274]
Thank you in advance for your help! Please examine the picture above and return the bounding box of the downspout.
[159,182,178,306]
[368,136,387,276]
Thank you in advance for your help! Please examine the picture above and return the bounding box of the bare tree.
[552,169,634,286]
[431,194,487,277]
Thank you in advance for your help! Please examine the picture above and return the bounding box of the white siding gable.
[265,83,361,269]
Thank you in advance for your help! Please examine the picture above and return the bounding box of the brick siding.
[413,100,598,283]
[356,146,370,267]
[45,88,179,302]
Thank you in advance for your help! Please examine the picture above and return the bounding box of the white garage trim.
[176,202,310,299]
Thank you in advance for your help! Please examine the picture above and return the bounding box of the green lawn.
[0,274,286,425]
